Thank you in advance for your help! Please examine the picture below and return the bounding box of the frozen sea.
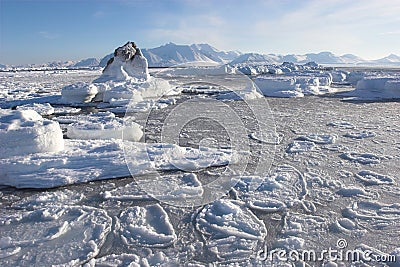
[0,68,399,266]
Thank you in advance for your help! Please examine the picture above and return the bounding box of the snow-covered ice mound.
[61,42,173,106]
[0,109,64,158]
[95,41,149,83]
[66,112,143,141]
[0,206,112,266]
[0,139,234,188]
[61,82,98,104]
[16,103,54,116]
[101,78,172,103]
[343,76,400,100]
[195,199,266,262]
[118,204,176,248]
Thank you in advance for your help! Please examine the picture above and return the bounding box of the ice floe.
[0,109,64,158]
[249,131,283,144]
[286,140,316,153]
[355,170,394,185]
[344,130,376,139]
[254,74,335,98]
[297,134,336,144]
[327,120,355,129]
[118,204,177,248]
[343,200,400,229]
[66,112,143,141]
[12,189,85,209]
[195,199,266,262]
[135,173,203,204]
[341,152,383,164]
[16,103,55,116]
[0,206,112,266]
[238,165,307,212]
[344,76,400,100]
[0,139,234,188]
[61,82,99,103]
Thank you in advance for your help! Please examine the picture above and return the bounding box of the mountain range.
[1,43,400,69]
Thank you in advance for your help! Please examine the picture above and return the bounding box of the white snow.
[118,204,176,248]
[95,42,149,83]
[16,103,55,116]
[66,112,143,141]
[0,109,64,158]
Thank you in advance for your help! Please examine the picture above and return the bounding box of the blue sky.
[1,0,399,65]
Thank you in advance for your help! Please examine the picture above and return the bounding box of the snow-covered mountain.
[4,42,400,69]
[229,53,278,65]
[0,64,7,69]
[230,51,367,65]
[99,42,241,67]
[372,54,400,64]
[72,58,100,68]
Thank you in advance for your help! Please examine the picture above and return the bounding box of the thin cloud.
[92,11,105,18]
[38,31,59,40]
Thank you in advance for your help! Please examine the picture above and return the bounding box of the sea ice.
[355,170,394,185]
[341,152,383,164]
[135,173,203,204]
[0,139,234,188]
[286,140,316,153]
[0,206,112,266]
[297,134,336,144]
[0,109,64,158]
[344,131,376,139]
[343,76,400,100]
[66,112,143,141]
[118,204,177,248]
[195,199,266,262]
[61,82,98,103]
[343,200,400,229]
[16,103,55,116]
[12,189,85,209]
